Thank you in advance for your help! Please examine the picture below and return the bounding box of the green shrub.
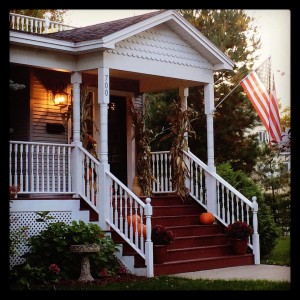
[217,163,280,257]
[10,220,121,286]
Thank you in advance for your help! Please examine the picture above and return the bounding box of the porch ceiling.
[85,69,204,93]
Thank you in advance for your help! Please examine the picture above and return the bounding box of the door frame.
[109,90,135,188]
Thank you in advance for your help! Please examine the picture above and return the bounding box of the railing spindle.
[19,144,23,192]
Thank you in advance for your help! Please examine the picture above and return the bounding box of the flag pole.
[212,81,242,112]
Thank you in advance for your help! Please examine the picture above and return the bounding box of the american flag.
[240,57,282,144]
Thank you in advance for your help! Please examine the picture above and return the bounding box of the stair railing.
[76,145,100,214]
[183,149,260,264]
[105,171,154,277]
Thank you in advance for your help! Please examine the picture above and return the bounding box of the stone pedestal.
[70,244,100,282]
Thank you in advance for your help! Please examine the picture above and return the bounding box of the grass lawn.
[11,276,290,291]
[261,236,290,266]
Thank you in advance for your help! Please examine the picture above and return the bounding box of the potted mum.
[151,225,175,264]
[225,221,253,255]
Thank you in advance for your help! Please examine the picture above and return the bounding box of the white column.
[179,87,188,110]
[179,87,190,191]
[179,87,189,144]
[97,67,109,163]
[70,72,82,197]
[97,67,110,230]
[71,72,82,145]
[204,83,217,215]
[204,83,215,171]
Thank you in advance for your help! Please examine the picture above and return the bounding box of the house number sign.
[99,67,109,104]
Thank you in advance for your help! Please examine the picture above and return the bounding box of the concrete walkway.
[171,265,290,282]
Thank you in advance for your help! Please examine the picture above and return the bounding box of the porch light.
[52,83,70,108]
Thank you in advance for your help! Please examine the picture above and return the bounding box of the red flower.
[99,268,108,277]
[99,233,105,238]
[118,266,127,275]
[49,263,60,274]
[151,225,175,245]
[225,221,253,240]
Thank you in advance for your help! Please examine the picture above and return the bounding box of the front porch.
[9,10,260,277]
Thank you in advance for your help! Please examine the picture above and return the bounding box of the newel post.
[144,198,153,277]
[252,196,260,264]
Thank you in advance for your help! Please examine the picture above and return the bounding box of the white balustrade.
[151,151,173,193]
[9,141,73,194]
[9,13,77,34]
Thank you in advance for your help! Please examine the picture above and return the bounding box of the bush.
[217,163,280,257]
[10,220,121,286]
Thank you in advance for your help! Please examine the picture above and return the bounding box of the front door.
[108,96,127,185]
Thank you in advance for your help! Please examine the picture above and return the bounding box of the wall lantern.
[52,83,70,108]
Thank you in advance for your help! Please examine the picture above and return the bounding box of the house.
[9,10,260,277]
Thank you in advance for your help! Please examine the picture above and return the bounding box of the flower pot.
[153,245,168,264]
[231,238,248,255]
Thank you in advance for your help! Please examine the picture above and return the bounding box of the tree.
[280,105,291,132]
[10,9,67,22]
[177,9,262,174]
[252,143,290,234]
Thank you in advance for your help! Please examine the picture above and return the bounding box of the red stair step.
[166,224,223,237]
[154,254,254,276]
[166,244,233,261]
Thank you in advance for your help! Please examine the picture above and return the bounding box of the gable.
[107,24,212,71]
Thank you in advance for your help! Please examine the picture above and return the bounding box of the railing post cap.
[145,197,151,204]
[252,196,257,202]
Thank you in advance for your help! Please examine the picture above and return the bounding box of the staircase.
[112,194,254,276]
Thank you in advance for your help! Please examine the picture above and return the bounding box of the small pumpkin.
[199,212,215,225]
[127,214,141,226]
[134,223,147,237]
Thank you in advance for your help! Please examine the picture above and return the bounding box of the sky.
[64,9,290,109]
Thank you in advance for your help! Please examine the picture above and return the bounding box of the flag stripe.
[269,85,282,142]
[241,58,282,144]
[241,72,270,130]
[245,72,270,122]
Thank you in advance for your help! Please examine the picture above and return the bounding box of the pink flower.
[49,263,60,274]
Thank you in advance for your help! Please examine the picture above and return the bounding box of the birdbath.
[70,244,100,282]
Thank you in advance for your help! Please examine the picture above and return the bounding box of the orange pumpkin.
[127,214,141,226]
[134,223,147,237]
[199,212,215,224]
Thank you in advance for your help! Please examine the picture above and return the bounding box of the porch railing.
[150,149,260,264]
[151,151,174,193]
[9,13,77,34]
[9,141,74,194]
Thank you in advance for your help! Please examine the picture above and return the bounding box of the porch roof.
[46,10,166,43]
[10,10,234,72]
